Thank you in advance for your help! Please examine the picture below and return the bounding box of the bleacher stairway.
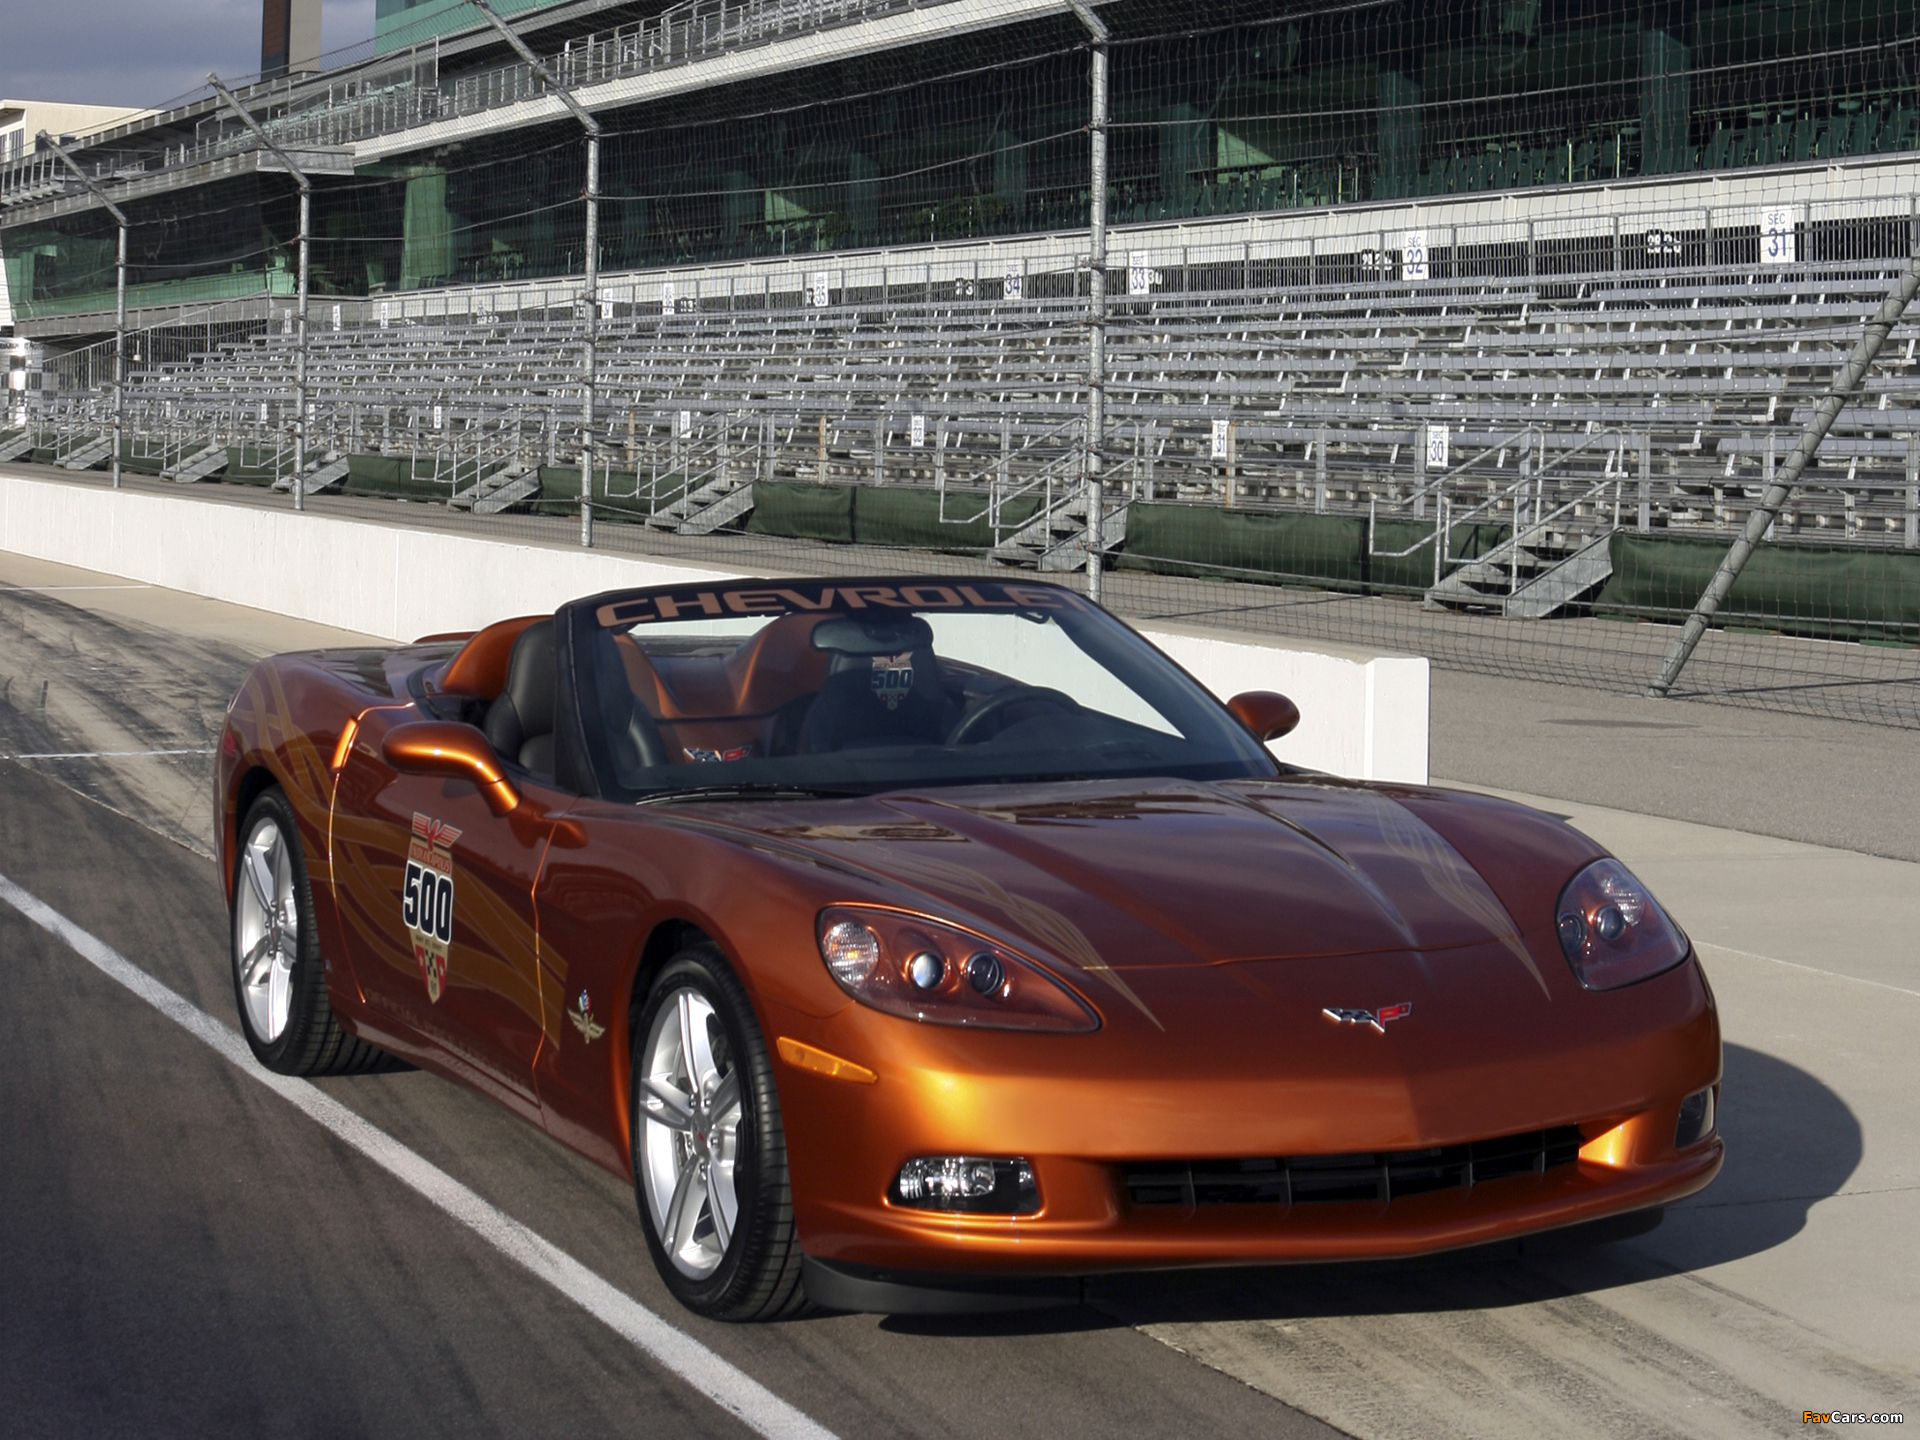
[449,463,536,512]
[644,468,755,534]
[273,454,354,494]
[58,435,115,471]
[1427,530,1618,617]
[163,443,229,483]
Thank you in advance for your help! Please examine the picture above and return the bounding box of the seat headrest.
[810,615,935,656]
[503,618,556,735]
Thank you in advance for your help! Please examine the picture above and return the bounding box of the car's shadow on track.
[876,1043,1857,1336]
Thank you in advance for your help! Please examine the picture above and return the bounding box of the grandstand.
[2,0,1918,720]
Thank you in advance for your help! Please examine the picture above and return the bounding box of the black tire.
[631,943,808,1321]
[231,788,400,1077]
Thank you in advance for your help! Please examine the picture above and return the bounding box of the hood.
[725,777,1545,977]
[679,779,1698,1145]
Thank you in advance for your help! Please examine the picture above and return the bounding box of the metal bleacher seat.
[93,237,1920,592]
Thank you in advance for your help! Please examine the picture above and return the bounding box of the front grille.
[1124,1125,1584,1209]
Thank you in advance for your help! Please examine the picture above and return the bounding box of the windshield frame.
[557,576,1281,804]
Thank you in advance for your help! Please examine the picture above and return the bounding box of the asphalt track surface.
[2,553,1914,1438]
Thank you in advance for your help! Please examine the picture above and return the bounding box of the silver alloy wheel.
[638,987,743,1280]
[234,816,300,1043]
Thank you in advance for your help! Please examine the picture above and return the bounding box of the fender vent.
[1125,1125,1584,1208]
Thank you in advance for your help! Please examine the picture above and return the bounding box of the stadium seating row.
[16,250,1918,605]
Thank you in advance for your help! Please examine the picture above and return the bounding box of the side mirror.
[1227,690,1300,743]
[382,721,520,815]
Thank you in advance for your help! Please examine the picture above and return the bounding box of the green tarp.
[749,481,856,542]
[335,460,665,517]
[531,466,655,523]
[220,446,293,488]
[534,463,584,501]
[30,445,165,476]
[1597,531,1919,641]
[340,454,451,501]
[1117,503,1510,593]
[850,486,1042,552]
[746,481,1048,551]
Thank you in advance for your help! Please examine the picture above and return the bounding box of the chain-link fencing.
[4,0,1918,727]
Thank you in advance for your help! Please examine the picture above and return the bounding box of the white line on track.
[1695,939,1920,1001]
[0,749,216,760]
[0,870,838,1440]
[0,584,154,592]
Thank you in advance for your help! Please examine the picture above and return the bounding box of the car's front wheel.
[632,943,807,1320]
[231,787,397,1076]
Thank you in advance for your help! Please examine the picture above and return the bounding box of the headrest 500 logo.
[870,652,916,710]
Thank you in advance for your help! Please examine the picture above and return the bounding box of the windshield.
[568,578,1276,801]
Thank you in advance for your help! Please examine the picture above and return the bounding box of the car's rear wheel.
[231,788,397,1076]
[632,943,807,1320]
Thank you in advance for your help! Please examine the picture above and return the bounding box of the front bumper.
[776,946,1724,1281]
[797,1127,1721,1277]
[778,1024,1723,1277]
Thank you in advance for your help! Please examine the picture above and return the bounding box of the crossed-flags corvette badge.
[1322,1002,1412,1033]
[403,813,461,1003]
[570,990,607,1044]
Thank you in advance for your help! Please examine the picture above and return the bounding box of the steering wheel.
[947,686,1081,745]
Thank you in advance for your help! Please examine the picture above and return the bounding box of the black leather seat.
[798,616,955,753]
[484,619,556,779]
[590,632,668,781]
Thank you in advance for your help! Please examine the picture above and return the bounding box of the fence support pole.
[1316,425,1328,511]
[1650,249,1920,695]
[40,133,128,489]
[474,0,601,548]
[1896,432,1912,549]
[206,76,311,513]
[581,130,599,547]
[1637,433,1651,531]
[1907,434,1918,550]
[1763,432,1777,540]
[1413,425,1426,519]
[1070,0,1108,604]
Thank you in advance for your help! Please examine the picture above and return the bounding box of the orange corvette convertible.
[217,576,1721,1319]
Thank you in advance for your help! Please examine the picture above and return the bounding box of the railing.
[594,412,742,519]
[1369,426,1632,592]
[1,0,945,209]
[1368,425,1547,586]
[936,415,1083,545]
[298,0,933,149]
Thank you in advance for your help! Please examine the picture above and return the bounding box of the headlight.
[1674,1087,1716,1149]
[892,1157,1040,1214]
[817,906,1099,1032]
[1554,858,1689,990]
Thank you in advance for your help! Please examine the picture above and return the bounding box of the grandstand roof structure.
[8,0,1920,338]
